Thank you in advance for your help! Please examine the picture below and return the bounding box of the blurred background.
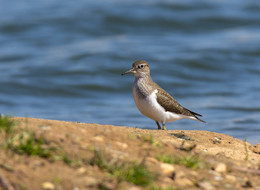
[0,0,259,144]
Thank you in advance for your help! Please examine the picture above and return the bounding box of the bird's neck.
[134,74,157,97]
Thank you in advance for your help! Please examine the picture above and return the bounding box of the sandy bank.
[0,117,259,190]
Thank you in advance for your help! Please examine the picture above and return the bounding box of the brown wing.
[156,88,206,123]
[156,88,194,116]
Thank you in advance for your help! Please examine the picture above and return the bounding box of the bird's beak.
[121,68,135,75]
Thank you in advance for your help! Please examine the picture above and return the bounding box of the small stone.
[115,142,128,149]
[198,181,216,190]
[159,163,175,176]
[42,182,55,190]
[225,175,236,182]
[250,143,260,154]
[93,136,104,142]
[190,171,198,177]
[126,186,142,190]
[214,175,223,181]
[214,163,227,173]
[211,137,221,144]
[144,157,158,169]
[145,157,158,164]
[175,178,194,186]
[77,167,87,174]
[175,170,185,179]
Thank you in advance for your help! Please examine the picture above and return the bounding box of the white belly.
[133,89,191,123]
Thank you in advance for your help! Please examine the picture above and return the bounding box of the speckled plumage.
[122,60,205,130]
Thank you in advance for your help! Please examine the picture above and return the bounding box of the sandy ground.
[0,117,259,190]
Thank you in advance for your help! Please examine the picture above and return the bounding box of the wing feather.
[156,87,206,123]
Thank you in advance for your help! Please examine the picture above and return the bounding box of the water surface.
[0,0,260,144]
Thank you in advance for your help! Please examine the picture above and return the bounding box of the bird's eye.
[137,64,145,69]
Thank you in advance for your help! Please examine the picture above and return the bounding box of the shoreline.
[0,117,259,189]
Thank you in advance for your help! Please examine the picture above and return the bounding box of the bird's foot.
[162,124,167,130]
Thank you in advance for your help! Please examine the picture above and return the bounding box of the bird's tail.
[194,116,206,123]
[185,108,206,123]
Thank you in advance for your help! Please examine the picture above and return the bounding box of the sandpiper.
[121,60,205,130]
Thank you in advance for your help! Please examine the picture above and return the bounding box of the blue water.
[0,0,260,144]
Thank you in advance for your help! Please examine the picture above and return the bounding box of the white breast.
[133,88,195,123]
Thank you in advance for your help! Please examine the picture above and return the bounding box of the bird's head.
[121,60,150,78]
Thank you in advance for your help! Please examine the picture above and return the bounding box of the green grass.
[61,154,74,165]
[13,131,52,158]
[0,115,16,148]
[115,162,153,186]
[0,116,84,167]
[142,134,162,147]
[52,176,62,185]
[0,116,55,159]
[157,154,200,170]
[88,148,154,186]
[0,116,53,158]
[88,148,110,169]
[156,154,175,164]
[0,115,15,134]
[176,155,200,169]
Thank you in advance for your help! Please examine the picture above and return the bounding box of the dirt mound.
[0,117,259,190]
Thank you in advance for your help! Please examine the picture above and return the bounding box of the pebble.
[42,182,55,190]
[211,137,222,144]
[214,163,227,173]
[77,167,87,174]
[214,175,223,181]
[93,136,104,142]
[250,143,260,154]
[198,181,216,190]
[126,186,142,190]
[159,163,175,176]
[145,157,158,164]
[175,178,193,186]
[225,175,236,182]
[115,141,128,149]
[175,171,185,179]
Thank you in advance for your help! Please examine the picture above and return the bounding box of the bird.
[121,60,205,130]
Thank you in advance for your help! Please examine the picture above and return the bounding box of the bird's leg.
[156,121,161,130]
[162,122,167,130]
